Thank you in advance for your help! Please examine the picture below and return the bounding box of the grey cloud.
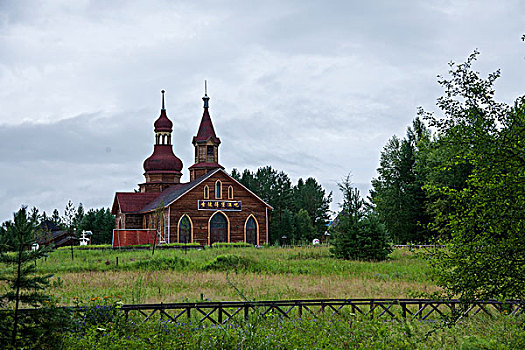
[0,0,524,222]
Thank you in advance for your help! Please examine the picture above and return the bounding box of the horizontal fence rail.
[120,299,524,324]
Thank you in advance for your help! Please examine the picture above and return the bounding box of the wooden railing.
[120,299,524,324]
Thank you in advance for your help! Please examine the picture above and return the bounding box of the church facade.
[111,90,271,247]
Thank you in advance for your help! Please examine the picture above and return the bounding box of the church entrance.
[210,212,228,245]
[245,216,257,245]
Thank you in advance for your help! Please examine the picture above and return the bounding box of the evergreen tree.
[51,209,62,227]
[331,175,392,261]
[293,178,332,237]
[293,209,316,243]
[79,208,115,244]
[231,166,331,244]
[370,118,431,243]
[0,207,67,348]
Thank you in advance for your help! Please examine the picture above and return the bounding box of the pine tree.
[0,207,66,348]
[331,175,392,261]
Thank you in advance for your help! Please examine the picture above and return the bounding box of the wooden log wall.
[167,171,268,246]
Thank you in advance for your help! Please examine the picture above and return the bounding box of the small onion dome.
[154,109,173,132]
[143,145,183,173]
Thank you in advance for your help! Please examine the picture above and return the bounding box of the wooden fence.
[121,299,524,324]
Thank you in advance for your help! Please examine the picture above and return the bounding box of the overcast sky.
[0,0,524,222]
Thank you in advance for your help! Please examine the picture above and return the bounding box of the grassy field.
[36,245,437,305]
[5,245,525,349]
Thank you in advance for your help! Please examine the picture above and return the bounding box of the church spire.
[141,90,183,192]
[189,82,223,181]
[202,80,210,108]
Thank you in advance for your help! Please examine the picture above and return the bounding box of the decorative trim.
[177,214,193,244]
[244,214,259,245]
[207,210,230,246]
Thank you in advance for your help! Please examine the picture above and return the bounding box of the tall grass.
[21,246,437,305]
[61,311,525,350]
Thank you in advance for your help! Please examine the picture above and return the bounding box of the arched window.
[204,185,209,199]
[245,216,258,245]
[209,212,228,245]
[178,215,192,244]
[228,186,233,199]
[215,180,222,199]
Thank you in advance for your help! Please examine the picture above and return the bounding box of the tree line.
[231,167,332,245]
[332,50,524,302]
[0,201,115,246]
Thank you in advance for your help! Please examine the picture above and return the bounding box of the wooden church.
[111,88,271,247]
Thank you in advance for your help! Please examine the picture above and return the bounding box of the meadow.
[4,245,525,348]
[40,245,436,305]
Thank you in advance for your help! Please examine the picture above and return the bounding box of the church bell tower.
[189,82,224,181]
[139,90,183,193]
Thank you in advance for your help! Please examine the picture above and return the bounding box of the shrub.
[202,254,257,271]
[128,257,188,271]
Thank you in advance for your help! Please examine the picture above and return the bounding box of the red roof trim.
[188,162,224,169]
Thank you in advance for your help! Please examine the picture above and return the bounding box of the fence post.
[401,303,407,319]
[218,306,223,324]
[244,305,249,321]
[298,304,302,318]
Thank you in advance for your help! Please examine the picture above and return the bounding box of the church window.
[199,147,206,161]
[207,146,214,162]
[228,186,233,199]
[245,216,258,245]
[204,185,209,199]
[215,180,222,199]
[178,215,192,244]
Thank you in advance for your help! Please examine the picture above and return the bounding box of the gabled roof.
[141,168,273,212]
[112,192,160,214]
[140,170,219,212]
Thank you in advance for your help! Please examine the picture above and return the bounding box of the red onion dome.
[154,109,173,132]
[143,145,183,173]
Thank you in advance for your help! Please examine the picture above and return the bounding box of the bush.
[202,254,257,271]
[128,257,188,271]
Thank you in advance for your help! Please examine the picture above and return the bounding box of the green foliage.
[127,256,189,271]
[370,118,432,244]
[79,208,115,244]
[292,209,316,243]
[71,296,123,335]
[0,207,68,349]
[331,175,392,261]
[293,177,332,236]
[202,254,257,272]
[422,51,525,301]
[61,311,525,350]
[231,166,331,244]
